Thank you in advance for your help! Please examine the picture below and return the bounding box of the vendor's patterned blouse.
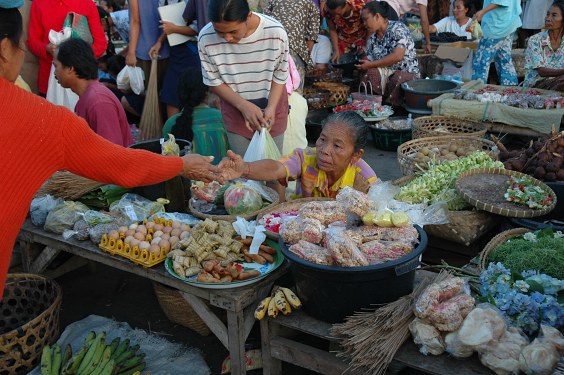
[524,30,564,87]
[280,147,378,199]
[264,0,320,69]
[365,20,420,76]
[325,0,368,53]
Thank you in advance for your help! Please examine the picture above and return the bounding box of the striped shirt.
[198,13,289,101]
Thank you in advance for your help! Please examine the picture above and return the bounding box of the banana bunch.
[254,287,302,320]
[40,331,147,375]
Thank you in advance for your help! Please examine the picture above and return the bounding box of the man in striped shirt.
[198,0,290,156]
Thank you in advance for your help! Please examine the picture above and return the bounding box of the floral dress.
[325,0,367,53]
[524,30,564,87]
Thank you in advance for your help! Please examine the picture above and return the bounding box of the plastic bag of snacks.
[109,193,164,222]
[44,201,90,234]
[336,186,372,217]
[223,182,263,215]
[289,240,334,265]
[323,227,368,267]
[298,200,346,225]
[280,217,324,245]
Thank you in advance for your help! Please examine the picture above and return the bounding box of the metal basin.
[401,79,459,114]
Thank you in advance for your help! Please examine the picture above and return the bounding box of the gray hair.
[321,111,369,152]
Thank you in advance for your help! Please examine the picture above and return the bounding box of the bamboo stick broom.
[139,56,163,140]
[34,171,105,200]
[330,270,451,375]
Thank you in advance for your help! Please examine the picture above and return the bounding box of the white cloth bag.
[45,27,79,111]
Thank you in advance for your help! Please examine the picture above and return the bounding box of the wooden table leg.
[227,309,247,375]
[260,318,282,375]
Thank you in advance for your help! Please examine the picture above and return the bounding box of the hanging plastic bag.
[243,128,281,162]
[45,27,79,111]
[139,57,162,140]
[116,66,145,95]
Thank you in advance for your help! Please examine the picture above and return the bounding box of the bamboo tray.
[478,227,530,270]
[455,168,557,218]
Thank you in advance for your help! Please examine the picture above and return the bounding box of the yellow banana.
[280,287,302,309]
[254,297,271,320]
[273,289,292,315]
[267,295,279,318]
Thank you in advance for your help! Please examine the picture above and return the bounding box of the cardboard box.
[445,41,479,50]
[434,45,473,63]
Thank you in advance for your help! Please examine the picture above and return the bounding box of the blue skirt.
[160,41,201,107]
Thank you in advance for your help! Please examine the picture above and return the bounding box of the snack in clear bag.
[480,327,528,375]
[445,330,474,358]
[30,194,64,226]
[359,240,414,265]
[223,182,263,215]
[88,223,121,244]
[519,325,563,375]
[280,217,324,245]
[44,201,90,234]
[298,200,346,225]
[288,240,334,265]
[349,225,419,244]
[323,227,368,267]
[109,193,165,222]
[62,219,91,241]
[458,303,507,350]
[83,210,114,225]
[409,318,445,356]
[335,186,372,217]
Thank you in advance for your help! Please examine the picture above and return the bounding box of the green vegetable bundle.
[78,185,131,209]
[395,151,504,210]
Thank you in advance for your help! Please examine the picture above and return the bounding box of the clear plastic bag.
[288,240,334,265]
[323,226,368,267]
[280,217,324,245]
[116,66,145,95]
[335,186,372,217]
[44,201,90,234]
[298,200,346,226]
[83,210,114,225]
[223,182,263,215]
[109,193,164,222]
[30,195,64,226]
[243,129,281,162]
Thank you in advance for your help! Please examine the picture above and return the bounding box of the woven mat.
[429,80,564,134]
[27,315,210,375]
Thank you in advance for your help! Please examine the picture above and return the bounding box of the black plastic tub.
[401,79,459,115]
[510,182,564,231]
[279,226,428,323]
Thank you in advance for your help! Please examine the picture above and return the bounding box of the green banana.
[41,344,52,375]
[89,346,112,375]
[84,331,96,346]
[78,335,106,375]
[111,338,130,360]
[62,345,88,375]
[77,332,105,375]
[117,353,145,372]
[116,362,145,375]
[115,344,139,364]
[62,344,73,369]
[51,344,62,375]
[99,359,116,375]
[107,337,120,354]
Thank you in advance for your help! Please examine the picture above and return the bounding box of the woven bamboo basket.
[0,274,62,375]
[478,227,531,270]
[397,136,499,176]
[304,67,343,84]
[256,197,334,240]
[152,282,211,336]
[303,87,332,109]
[313,82,350,106]
[393,176,498,246]
[412,116,487,139]
[189,186,279,222]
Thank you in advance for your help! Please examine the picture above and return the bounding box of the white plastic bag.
[116,66,145,95]
[45,27,79,111]
[243,129,281,162]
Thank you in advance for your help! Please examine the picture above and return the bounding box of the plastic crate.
[369,126,412,151]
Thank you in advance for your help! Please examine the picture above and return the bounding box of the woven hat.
[0,0,23,8]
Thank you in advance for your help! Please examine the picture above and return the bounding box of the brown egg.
[108,230,120,240]
[180,224,191,232]
[162,226,173,234]
[124,235,135,244]
[133,232,146,241]
[169,236,179,247]
[153,224,164,232]
[151,237,162,246]
[160,233,170,241]
[136,225,148,235]
[139,241,150,250]
[129,223,138,230]
[170,228,181,238]
[159,239,171,251]
[146,221,155,229]
[130,239,141,248]
[153,230,164,238]
[171,221,181,229]
[118,226,129,234]
[149,244,161,256]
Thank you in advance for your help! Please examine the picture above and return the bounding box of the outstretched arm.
[219,150,286,182]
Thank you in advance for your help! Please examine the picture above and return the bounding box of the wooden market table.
[17,219,289,375]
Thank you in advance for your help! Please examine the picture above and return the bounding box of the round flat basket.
[455,168,557,218]
[152,282,211,336]
[256,197,334,239]
[189,185,279,222]
[392,176,497,246]
[313,82,350,106]
[412,116,487,139]
[478,227,531,270]
[397,136,499,176]
[0,273,61,375]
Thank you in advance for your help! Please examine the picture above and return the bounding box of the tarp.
[429,80,564,134]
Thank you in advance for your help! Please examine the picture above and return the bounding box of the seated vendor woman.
[429,0,473,39]
[355,1,420,107]
[219,111,378,199]
[523,1,564,91]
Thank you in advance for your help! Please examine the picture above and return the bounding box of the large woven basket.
[303,87,332,109]
[412,116,487,139]
[153,282,211,336]
[313,82,350,106]
[256,197,334,240]
[393,176,498,246]
[478,227,530,270]
[189,185,279,222]
[0,274,62,375]
[397,136,498,176]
